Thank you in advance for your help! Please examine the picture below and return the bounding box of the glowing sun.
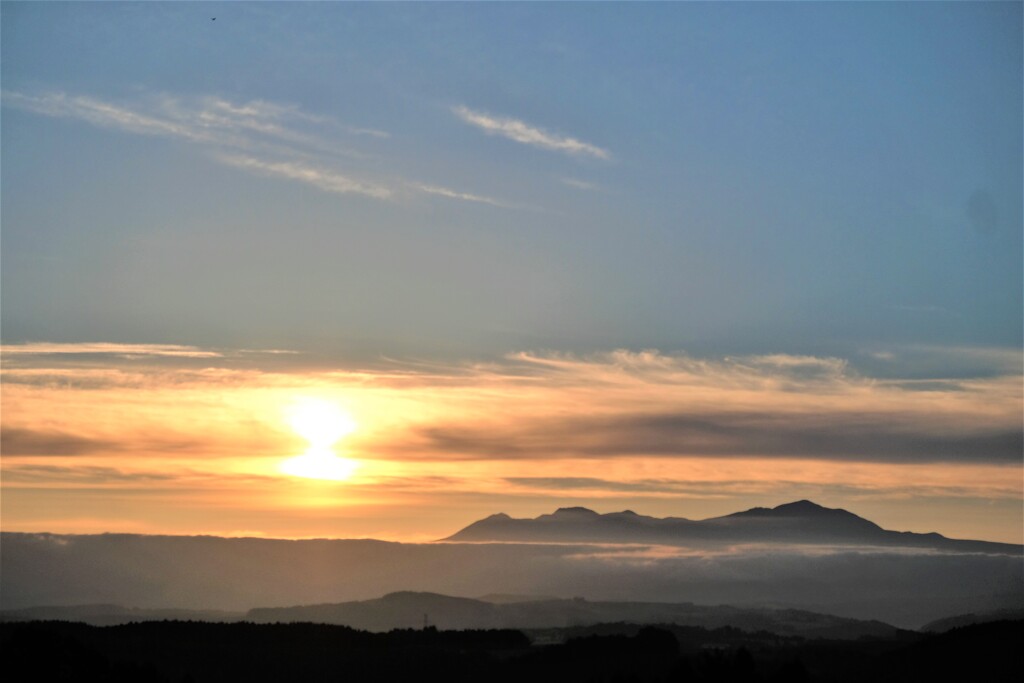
[280,398,359,481]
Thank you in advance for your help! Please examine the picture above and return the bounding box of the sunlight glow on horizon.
[1,346,1020,542]
[280,446,360,482]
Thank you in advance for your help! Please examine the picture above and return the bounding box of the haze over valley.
[4,501,1020,630]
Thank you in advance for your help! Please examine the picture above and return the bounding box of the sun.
[280,398,359,481]
[287,397,357,449]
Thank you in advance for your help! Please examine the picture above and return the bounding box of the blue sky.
[1,3,1022,541]
[3,1,1020,367]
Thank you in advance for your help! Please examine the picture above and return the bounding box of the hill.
[247,591,906,640]
[2,619,1021,682]
[445,500,1021,554]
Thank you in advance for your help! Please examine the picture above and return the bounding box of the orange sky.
[2,343,1021,543]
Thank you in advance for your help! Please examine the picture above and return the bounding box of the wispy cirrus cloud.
[2,91,374,156]
[216,153,394,199]
[3,90,516,208]
[410,183,517,209]
[0,342,223,358]
[453,105,611,160]
[560,177,602,192]
[3,91,222,143]
[196,96,389,140]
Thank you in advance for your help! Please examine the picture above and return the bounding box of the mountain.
[250,592,498,632]
[443,500,1021,553]
[247,591,905,640]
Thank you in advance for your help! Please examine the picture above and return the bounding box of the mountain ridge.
[245,590,909,640]
[443,500,1019,553]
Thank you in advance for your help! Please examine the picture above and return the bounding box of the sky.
[1,2,1021,543]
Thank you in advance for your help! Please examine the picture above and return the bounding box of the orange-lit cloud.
[1,343,1020,541]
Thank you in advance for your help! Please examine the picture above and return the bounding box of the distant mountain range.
[444,500,1021,553]
[2,501,1020,629]
[246,591,906,640]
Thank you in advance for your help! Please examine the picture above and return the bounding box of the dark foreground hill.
[445,500,1022,554]
[2,619,1021,683]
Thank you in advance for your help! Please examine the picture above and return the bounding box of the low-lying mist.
[3,532,1020,629]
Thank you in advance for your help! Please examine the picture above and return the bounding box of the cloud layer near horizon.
[398,350,1021,464]
[2,343,1020,541]
[3,344,1019,464]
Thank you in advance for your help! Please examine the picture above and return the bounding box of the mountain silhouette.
[444,500,1019,553]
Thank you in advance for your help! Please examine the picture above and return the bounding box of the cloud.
[216,154,394,199]
[410,183,515,208]
[0,428,123,457]
[0,342,223,358]
[392,349,1021,465]
[500,476,1019,502]
[424,411,1022,464]
[3,90,517,208]
[2,344,1019,544]
[2,91,376,154]
[453,105,611,160]
[2,346,1020,470]
[560,177,602,191]
[2,464,178,484]
[198,96,389,140]
[2,91,224,144]
[0,425,223,458]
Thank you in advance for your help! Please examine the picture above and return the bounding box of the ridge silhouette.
[443,499,1018,553]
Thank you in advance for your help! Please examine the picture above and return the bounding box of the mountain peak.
[550,507,599,518]
[727,500,847,519]
[775,500,828,514]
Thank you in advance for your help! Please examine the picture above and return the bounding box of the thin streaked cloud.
[453,105,611,160]
[0,342,223,358]
[411,183,515,208]
[3,91,223,144]
[500,476,1023,502]
[560,177,602,191]
[2,91,376,155]
[216,153,394,199]
[3,90,518,208]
